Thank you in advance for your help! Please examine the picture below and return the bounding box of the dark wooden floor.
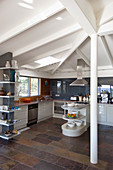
[0,118,113,170]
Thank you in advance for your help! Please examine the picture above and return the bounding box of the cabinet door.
[98,104,106,123]
[106,105,113,124]
[14,105,28,130]
[38,101,53,120]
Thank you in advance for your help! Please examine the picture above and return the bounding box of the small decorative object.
[15,71,20,82]
[10,71,15,82]
[11,60,18,68]
[3,74,10,81]
[7,92,11,96]
[24,98,31,103]
[0,87,5,96]
[45,80,48,86]
[5,61,10,67]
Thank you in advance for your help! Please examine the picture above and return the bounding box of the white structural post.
[90,34,98,164]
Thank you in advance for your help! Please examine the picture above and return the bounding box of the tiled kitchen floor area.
[0,118,113,170]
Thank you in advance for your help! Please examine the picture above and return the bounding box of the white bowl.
[76,122,82,126]
[68,103,75,107]
[68,123,75,128]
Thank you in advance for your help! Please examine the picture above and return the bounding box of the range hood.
[70,61,88,86]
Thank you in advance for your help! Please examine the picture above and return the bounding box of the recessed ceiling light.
[34,56,60,65]
[56,17,63,21]
[23,0,33,4]
[18,2,34,9]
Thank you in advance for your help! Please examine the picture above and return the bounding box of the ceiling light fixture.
[18,2,34,9]
[56,17,63,21]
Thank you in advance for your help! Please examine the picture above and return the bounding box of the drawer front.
[14,119,27,130]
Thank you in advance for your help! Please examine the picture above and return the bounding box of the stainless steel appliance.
[101,93,109,103]
[70,96,78,101]
[28,104,38,126]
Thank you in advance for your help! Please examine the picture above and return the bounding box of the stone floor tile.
[34,160,65,170]
[32,136,52,144]
[12,152,40,167]
[0,145,19,158]
[15,144,38,156]
[33,150,60,163]
[55,157,88,170]
[11,164,35,170]
[15,137,37,147]
[0,155,18,170]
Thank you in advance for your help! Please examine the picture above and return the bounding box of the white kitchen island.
[61,103,90,137]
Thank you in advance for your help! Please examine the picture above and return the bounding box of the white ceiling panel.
[0,0,61,35]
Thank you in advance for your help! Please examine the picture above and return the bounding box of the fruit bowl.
[66,113,77,119]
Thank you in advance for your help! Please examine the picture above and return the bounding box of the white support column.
[90,34,98,164]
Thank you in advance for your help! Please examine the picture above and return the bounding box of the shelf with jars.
[0,66,20,140]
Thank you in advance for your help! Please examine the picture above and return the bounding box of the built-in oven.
[28,104,38,126]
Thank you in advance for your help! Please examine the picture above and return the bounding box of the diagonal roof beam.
[100,36,113,67]
[0,2,64,44]
[98,20,113,36]
[76,49,90,66]
[59,0,96,36]
[97,2,113,26]
[52,30,88,74]
[14,24,82,57]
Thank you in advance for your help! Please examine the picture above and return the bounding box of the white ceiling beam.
[18,44,72,66]
[14,24,82,57]
[36,63,59,72]
[76,49,90,66]
[59,0,96,36]
[98,20,113,36]
[0,2,64,44]
[100,36,113,67]
[52,30,88,74]
[97,2,113,26]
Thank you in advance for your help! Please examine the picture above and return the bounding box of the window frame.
[19,76,40,97]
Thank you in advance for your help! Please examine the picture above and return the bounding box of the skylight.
[34,56,60,66]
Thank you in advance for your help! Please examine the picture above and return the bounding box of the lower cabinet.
[106,105,113,124]
[14,105,28,130]
[98,104,106,123]
[98,104,113,126]
[38,101,53,121]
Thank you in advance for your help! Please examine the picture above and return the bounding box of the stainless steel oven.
[28,104,38,126]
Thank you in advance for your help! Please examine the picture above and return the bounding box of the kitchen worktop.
[14,99,53,107]
[54,99,89,104]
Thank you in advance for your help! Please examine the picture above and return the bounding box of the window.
[19,76,29,97]
[19,76,40,97]
[63,81,66,94]
[57,81,61,94]
[30,77,40,96]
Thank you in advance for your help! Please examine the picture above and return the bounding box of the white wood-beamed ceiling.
[0,0,113,77]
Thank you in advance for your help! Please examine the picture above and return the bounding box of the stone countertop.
[14,99,53,107]
[98,102,113,105]
[53,99,89,104]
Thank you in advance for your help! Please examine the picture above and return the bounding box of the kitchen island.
[61,103,90,137]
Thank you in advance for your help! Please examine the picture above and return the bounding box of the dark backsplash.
[50,78,90,100]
